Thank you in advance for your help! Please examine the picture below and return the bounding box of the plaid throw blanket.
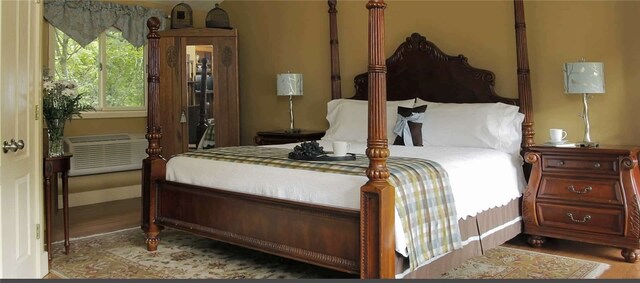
[181,146,462,270]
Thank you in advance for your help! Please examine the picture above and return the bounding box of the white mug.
[549,128,567,142]
[332,141,349,156]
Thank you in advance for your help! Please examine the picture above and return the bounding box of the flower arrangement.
[42,70,94,157]
[42,72,94,121]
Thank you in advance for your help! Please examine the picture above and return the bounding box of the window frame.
[48,25,148,119]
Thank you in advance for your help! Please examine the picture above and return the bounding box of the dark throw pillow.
[393,105,427,146]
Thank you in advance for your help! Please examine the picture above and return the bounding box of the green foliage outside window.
[53,28,145,111]
[105,29,144,108]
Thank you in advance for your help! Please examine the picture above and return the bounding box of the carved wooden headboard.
[351,33,518,106]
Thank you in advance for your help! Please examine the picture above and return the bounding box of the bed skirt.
[396,198,522,278]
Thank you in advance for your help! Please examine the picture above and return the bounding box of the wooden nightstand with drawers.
[523,145,640,263]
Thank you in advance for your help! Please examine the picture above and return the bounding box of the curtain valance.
[44,0,167,47]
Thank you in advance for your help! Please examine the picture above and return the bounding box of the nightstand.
[254,130,325,145]
[523,145,640,263]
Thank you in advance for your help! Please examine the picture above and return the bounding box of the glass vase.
[46,118,66,157]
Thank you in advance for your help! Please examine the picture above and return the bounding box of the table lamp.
[563,61,605,147]
[277,73,303,133]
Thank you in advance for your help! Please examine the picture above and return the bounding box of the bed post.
[328,0,342,99]
[141,17,166,251]
[360,0,394,278]
[514,0,534,148]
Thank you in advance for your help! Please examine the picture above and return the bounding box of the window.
[50,26,147,118]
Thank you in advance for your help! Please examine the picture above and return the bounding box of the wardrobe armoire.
[157,28,239,158]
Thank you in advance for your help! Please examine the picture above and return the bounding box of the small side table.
[254,130,325,145]
[43,154,72,264]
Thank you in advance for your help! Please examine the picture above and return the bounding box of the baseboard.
[57,185,140,208]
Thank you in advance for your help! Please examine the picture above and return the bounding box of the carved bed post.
[141,17,166,251]
[328,0,342,100]
[360,0,394,278]
[514,0,534,148]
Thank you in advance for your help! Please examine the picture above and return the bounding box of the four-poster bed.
[142,0,535,278]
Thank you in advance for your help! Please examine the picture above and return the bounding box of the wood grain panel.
[213,36,240,147]
[158,36,186,158]
[156,181,360,274]
[537,202,624,235]
[542,155,618,175]
[539,176,623,205]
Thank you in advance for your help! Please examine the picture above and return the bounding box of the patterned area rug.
[441,246,609,279]
[50,228,608,279]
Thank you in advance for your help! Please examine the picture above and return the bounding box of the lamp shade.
[277,73,303,96]
[563,62,605,94]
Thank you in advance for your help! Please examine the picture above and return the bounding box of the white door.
[0,0,45,278]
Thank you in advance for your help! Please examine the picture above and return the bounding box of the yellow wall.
[216,0,640,146]
[526,1,640,145]
[44,0,640,197]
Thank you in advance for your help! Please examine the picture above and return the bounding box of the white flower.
[56,80,73,89]
[65,82,76,89]
[43,81,55,91]
[61,89,76,97]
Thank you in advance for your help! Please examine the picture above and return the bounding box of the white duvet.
[166,141,526,256]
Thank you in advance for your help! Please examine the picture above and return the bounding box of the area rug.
[50,228,608,279]
[441,246,609,279]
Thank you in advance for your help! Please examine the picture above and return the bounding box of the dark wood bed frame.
[141,0,534,278]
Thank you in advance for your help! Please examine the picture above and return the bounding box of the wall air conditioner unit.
[63,134,147,176]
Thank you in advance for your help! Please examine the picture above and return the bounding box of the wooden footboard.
[156,180,360,274]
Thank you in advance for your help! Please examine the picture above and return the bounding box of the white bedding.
[166,141,526,256]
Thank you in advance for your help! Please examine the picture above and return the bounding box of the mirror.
[186,44,215,151]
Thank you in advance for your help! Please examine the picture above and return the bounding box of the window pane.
[105,29,144,108]
[53,29,99,108]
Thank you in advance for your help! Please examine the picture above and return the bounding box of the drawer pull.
[566,213,591,223]
[567,185,593,194]
[557,160,565,166]
[593,162,601,168]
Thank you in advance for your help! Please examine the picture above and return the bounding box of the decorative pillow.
[419,102,523,155]
[393,105,427,146]
[322,99,415,144]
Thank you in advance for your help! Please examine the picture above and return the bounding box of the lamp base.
[577,141,599,148]
[285,128,302,134]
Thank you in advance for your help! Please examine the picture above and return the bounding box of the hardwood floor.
[504,235,640,278]
[50,197,140,242]
[48,198,639,278]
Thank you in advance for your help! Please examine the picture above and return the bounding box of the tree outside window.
[52,27,146,114]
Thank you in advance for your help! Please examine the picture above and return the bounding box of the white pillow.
[420,102,523,155]
[322,99,415,144]
[414,98,432,107]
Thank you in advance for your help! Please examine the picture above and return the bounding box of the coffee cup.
[332,141,349,156]
[549,128,567,142]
